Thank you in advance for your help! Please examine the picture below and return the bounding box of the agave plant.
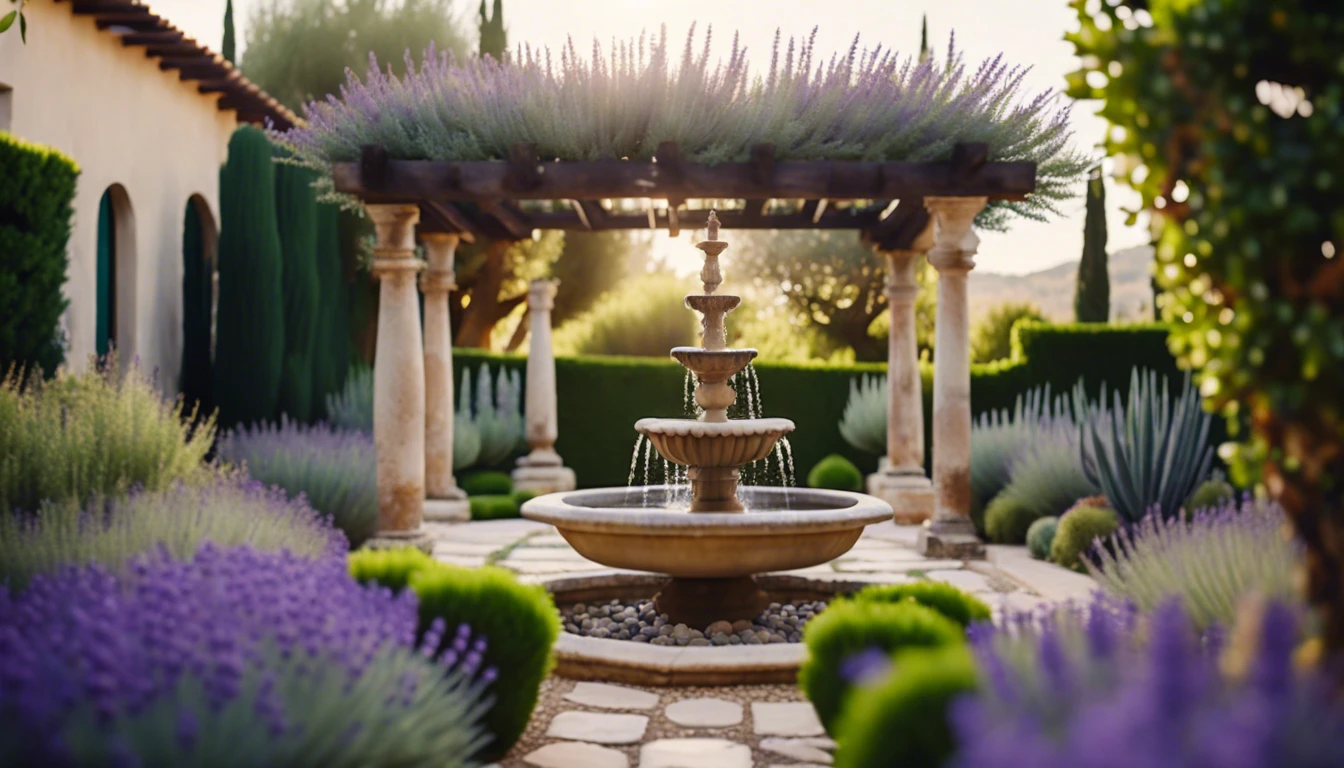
[839,375,887,455]
[469,365,525,468]
[1074,369,1214,524]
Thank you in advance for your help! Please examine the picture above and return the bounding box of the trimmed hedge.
[849,582,991,629]
[452,323,1187,489]
[833,645,980,768]
[348,549,561,762]
[0,133,77,377]
[798,600,964,735]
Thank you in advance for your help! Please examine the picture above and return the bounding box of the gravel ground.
[501,676,812,767]
[559,598,828,645]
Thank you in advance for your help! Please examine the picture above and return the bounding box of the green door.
[96,190,115,357]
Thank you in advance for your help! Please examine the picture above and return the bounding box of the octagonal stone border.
[531,570,880,686]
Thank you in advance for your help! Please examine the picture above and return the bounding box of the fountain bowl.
[521,486,890,579]
[634,417,794,467]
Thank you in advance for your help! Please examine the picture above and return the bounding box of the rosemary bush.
[970,385,1075,524]
[277,28,1088,226]
[0,360,214,512]
[217,419,378,547]
[0,475,343,590]
[1089,498,1299,630]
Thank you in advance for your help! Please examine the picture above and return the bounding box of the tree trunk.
[455,240,511,348]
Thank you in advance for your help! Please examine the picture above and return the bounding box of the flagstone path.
[424,517,1097,767]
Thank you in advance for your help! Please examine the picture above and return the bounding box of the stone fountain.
[523,212,891,628]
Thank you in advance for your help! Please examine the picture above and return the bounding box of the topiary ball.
[510,489,538,508]
[460,470,513,496]
[798,600,964,735]
[1050,505,1120,571]
[833,645,980,768]
[1026,516,1059,560]
[1184,477,1235,515]
[983,493,1043,544]
[351,551,561,763]
[807,454,864,492]
[850,582,991,628]
[470,495,520,520]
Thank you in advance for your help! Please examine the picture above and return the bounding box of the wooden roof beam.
[120,30,183,46]
[479,201,534,241]
[419,201,478,241]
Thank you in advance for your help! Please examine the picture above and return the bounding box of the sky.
[150,0,1150,276]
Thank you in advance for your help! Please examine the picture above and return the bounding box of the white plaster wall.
[0,1,237,391]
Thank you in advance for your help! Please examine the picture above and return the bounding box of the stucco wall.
[0,0,237,391]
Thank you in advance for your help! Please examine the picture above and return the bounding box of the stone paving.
[425,517,1097,766]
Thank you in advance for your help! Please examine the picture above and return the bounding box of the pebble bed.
[559,598,828,645]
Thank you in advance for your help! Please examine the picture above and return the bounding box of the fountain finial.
[697,210,729,295]
[707,210,720,241]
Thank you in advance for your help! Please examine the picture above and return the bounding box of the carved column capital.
[528,279,559,312]
[366,204,424,278]
[419,233,460,295]
[925,196,987,274]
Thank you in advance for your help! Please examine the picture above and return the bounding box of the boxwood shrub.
[807,454,863,491]
[833,645,980,768]
[460,469,513,496]
[349,549,561,761]
[469,494,519,520]
[850,582,991,628]
[799,600,964,735]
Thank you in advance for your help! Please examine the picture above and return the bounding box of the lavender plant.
[0,475,343,590]
[217,419,378,547]
[950,600,1344,768]
[0,545,493,767]
[0,357,214,512]
[275,28,1089,227]
[1088,498,1300,630]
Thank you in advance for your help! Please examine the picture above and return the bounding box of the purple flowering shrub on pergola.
[276,27,1089,228]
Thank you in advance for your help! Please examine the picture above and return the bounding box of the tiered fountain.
[523,213,891,628]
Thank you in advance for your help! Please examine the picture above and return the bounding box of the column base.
[512,465,577,495]
[424,497,471,523]
[916,519,985,560]
[361,528,435,555]
[865,471,935,524]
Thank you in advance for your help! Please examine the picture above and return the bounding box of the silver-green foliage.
[839,375,887,455]
[469,365,525,468]
[61,645,490,768]
[0,359,214,512]
[278,30,1089,228]
[327,363,484,471]
[971,385,1074,513]
[1074,369,1214,523]
[993,425,1101,520]
[1087,498,1298,630]
[0,476,340,590]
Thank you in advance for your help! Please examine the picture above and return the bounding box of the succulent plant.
[470,365,525,468]
[971,385,1075,526]
[1026,516,1059,560]
[1074,369,1214,524]
[1184,475,1236,516]
[839,375,887,456]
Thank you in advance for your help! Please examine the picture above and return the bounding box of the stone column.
[420,233,470,523]
[512,279,577,494]
[917,196,988,560]
[363,204,433,552]
[867,231,936,524]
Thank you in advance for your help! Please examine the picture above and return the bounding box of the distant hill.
[969,245,1155,322]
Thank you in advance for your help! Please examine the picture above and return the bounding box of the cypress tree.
[919,14,930,61]
[274,159,320,422]
[1074,170,1110,322]
[479,0,506,60]
[311,202,351,417]
[178,202,213,414]
[214,126,284,428]
[222,0,235,63]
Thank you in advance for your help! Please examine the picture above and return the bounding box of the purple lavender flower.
[949,597,1344,768]
[0,545,491,767]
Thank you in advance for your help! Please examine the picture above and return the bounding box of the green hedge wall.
[0,133,78,377]
[451,322,1185,488]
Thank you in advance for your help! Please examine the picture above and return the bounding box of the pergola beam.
[336,142,1034,206]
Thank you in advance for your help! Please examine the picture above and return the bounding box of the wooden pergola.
[340,140,1036,559]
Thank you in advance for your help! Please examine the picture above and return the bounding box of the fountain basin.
[522,486,892,625]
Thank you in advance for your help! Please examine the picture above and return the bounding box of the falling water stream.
[628,363,794,509]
